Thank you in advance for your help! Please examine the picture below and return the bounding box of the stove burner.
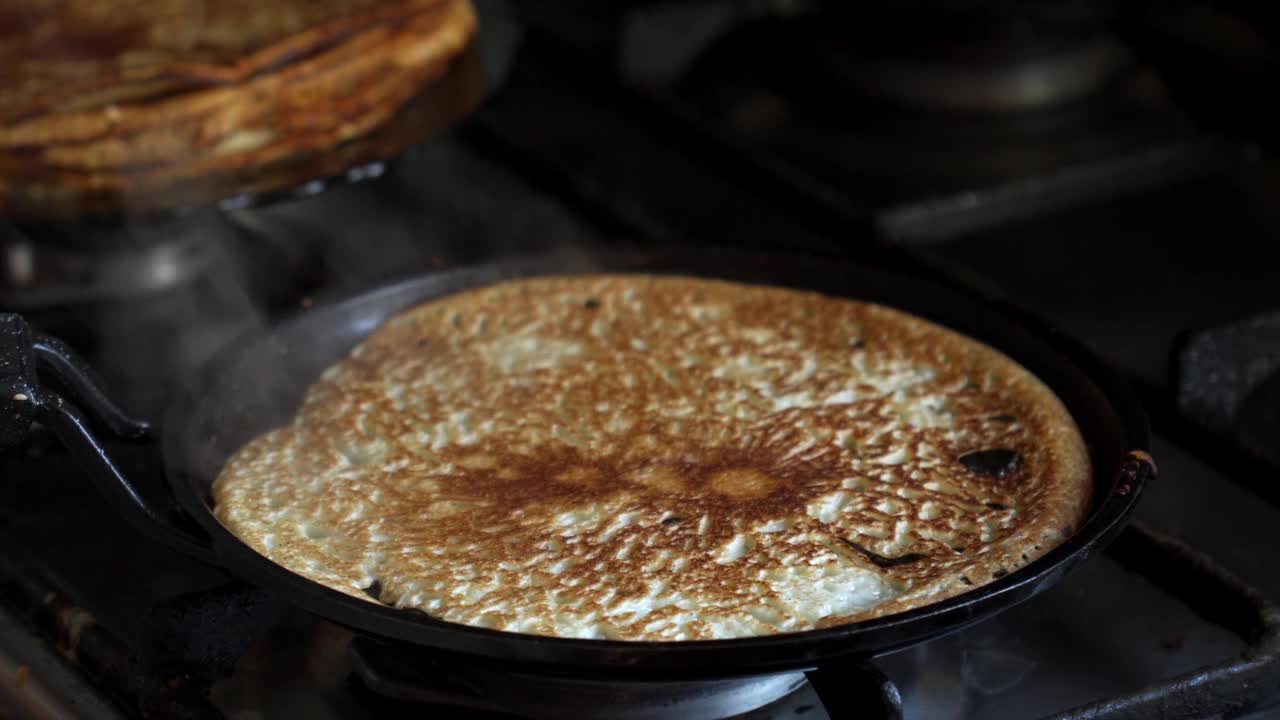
[0,212,231,308]
[819,5,1134,112]
[657,5,1194,221]
[349,638,806,720]
[836,33,1130,112]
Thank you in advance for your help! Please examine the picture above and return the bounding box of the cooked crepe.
[0,0,476,214]
[213,275,1091,641]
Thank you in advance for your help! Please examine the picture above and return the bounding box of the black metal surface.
[1,6,1276,715]
[0,313,216,564]
[349,639,506,711]
[31,333,151,442]
[1174,309,1280,472]
[1237,370,1280,472]
[525,3,1240,245]
[1174,309,1280,435]
[0,528,279,720]
[0,531,220,720]
[349,637,809,718]
[463,35,872,254]
[805,657,904,720]
[1130,378,1280,511]
[1045,522,1280,719]
[0,314,38,450]
[1,312,149,446]
[136,584,288,720]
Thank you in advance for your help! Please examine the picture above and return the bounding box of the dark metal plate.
[161,248,1152,679]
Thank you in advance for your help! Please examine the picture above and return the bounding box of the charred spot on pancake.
[584,298,600,310]
[661,516,683,526]
[991,414,1018,423]
[849,338,865,349]
[985,501,1009,511]
[839,538,928,569]
[958,449,1022,479]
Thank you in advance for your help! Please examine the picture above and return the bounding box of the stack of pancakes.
[0,0,477,215]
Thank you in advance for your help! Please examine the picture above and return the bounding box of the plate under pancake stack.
[0,0,516,310]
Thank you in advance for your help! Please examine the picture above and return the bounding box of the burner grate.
[1048,523,1280,720]
[3,520,1276,719]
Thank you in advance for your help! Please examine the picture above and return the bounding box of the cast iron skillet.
[0,249,1154,682]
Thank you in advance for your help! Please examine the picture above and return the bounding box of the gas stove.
[3,4,1280,719]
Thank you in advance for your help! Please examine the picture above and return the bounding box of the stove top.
[3,5,1280,719]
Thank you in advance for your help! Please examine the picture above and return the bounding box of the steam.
[87,208,272,418]
[12,124,611,423]
[230,138,607,294]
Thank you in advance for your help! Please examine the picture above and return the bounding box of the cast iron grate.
[1,518,1276,719]
[1,23,1279,719]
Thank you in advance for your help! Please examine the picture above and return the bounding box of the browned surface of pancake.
[213,275,1091,641]
[0,0,476,214]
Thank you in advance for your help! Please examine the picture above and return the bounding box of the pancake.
[0,0,476,214]
[213,275,1091,641]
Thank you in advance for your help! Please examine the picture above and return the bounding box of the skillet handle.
[0,313,217,565]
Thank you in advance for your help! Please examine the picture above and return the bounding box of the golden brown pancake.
[213,275,1091,641]
[0,0,476,214]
